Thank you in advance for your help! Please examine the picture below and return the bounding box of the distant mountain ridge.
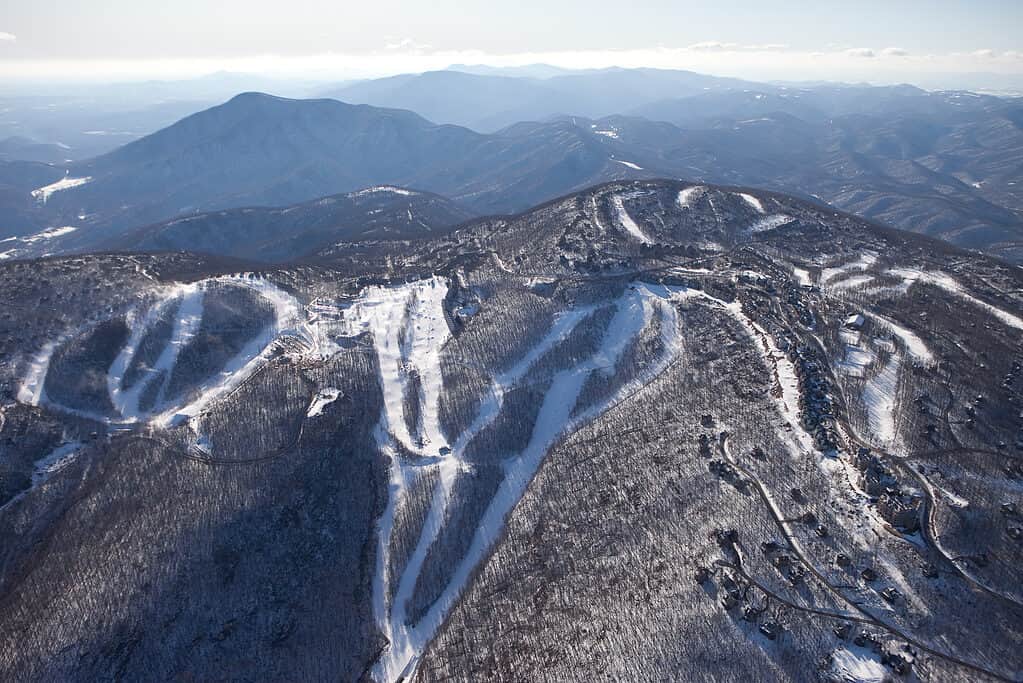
[109,186,474,262]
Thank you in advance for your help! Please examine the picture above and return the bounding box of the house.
[845,313,865,330]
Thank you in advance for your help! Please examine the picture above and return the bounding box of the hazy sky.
[1,0,1021,87]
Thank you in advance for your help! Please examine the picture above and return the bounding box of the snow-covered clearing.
[370,280,684,682]
[863,312,934,366]
[611,193,653,244]
[747,214,793,234]
[338,278,452,455]
[863,353,901,448]
[828,646,889,683]
[31,441,83,486]
[889,267,1023,331]
[737,192,764,213]
[828,274,874,291]
[677,185,705,209]
[821,252,878,284]
[307,388,342,417]
[836,334,875,378]
[351,186,417,197]
[20,226,77,243]
[613,159,643,170]
[31,175,91,203]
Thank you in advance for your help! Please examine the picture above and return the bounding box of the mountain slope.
[107,186,474,262]
[2,180,1022,681]
[322,67,759,132]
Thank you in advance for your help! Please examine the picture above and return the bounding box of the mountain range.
[0,68,1021,264]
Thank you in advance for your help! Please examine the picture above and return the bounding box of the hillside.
[1,180,1022,681]
[109,187,474,262]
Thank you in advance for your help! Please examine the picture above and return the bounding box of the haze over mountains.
[0,66,1021,264]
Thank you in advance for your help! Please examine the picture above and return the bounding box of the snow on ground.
[747,214,793,234]
[611,193,653,244]
[593,128,619,139]
[828,273,874,291]
[31,175,91,203]
[792,266,811,286]
[821,252,878,284]
[158,277,305,426]
[889,267,1023,331]
[863,353,901,448]
[307,388,342,417]
[31,441,83,486]
[828,646,889,683]
[350,186,417,197]
[836,334,875,378]
[21,275,306,427]
[371,282,684,682]
[737,192,765,213]
[613,159,643,170]
[20,226,77,243]
[863,312,934,366]
[677,186,705,209]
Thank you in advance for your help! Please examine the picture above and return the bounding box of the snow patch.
[738,192,765,213]
[611,193,653,244]
[748,214,793,234]
[613,159,643,170]
[31,175,91,203]
[307,388,342,417]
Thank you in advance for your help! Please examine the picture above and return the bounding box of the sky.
[1,0,1022,89]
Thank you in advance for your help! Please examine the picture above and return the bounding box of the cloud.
[972,48,996,58]
[687,41,739,52]
[845,48,876,58]
[881,47,909,57]
[384,37,432,51]
[687,41,789,53]
[0,32,15,42]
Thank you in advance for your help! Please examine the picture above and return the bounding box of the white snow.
[20,226,77,243]
[31,441,83,486]
[307,388,342,417]
[593,129,619,139]
[738,192,765,213]
[863,312,934,365]
[747,214,793,234]
[828,647,889,683]
[889,267,1023,331]
[611,193,653,244]
[828,274,874,290]
[31,175,91,203]
[351,186,417,197]
[677,186,705,209]
[371,281,684,682]
[863,353,901,447]
[613,159,643,170]
[836,339,875,378]
[792,267,811,286]
[339,278,452,454]
[821,252,878,284]
[22,275,306,427]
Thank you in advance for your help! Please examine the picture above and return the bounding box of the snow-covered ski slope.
[365,278,685,682]
[18,275,305,426]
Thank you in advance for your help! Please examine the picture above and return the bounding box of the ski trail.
[611,194,653,244]
[21,275,304,427]
[889,267,1023,331]
[677,186,704,209]
[738,192,765,213]
[821,252,878,284]
[371,283,683,682]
